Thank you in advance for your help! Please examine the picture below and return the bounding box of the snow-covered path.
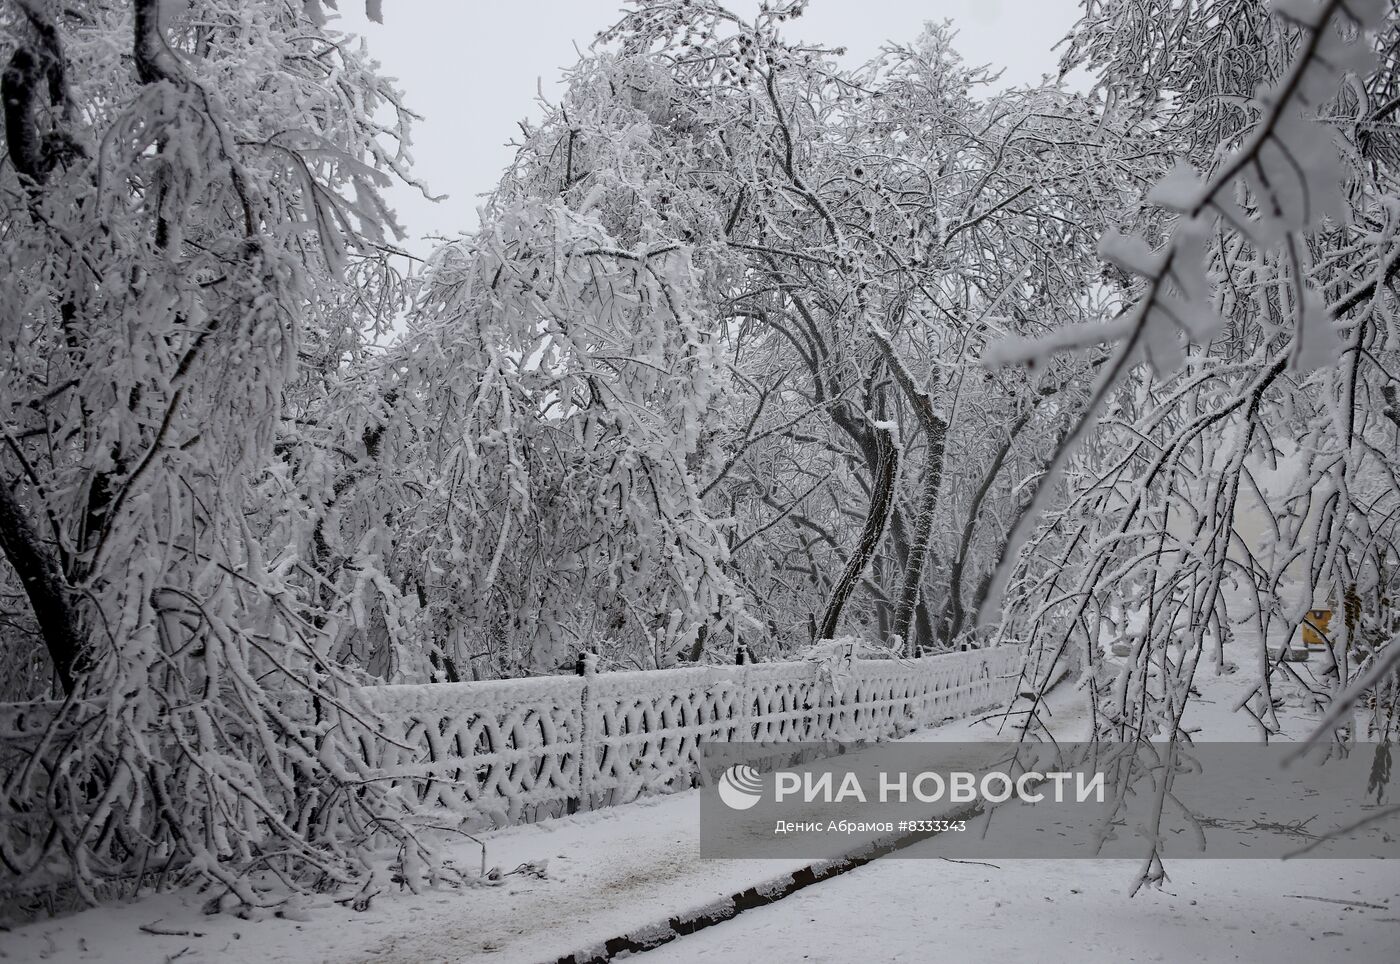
[0,787,804,964]
[644,854,1400,963]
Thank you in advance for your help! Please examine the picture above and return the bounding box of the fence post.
[733,644,754,744]
[579,651,596,810]
[569,651,596,815]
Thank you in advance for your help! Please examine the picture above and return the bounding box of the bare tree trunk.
[892,420,944,654]
[816,419,898,641]
[1,1,70,189]
[870,329,945,655]
[0,484,85,693]
[0,7,90,695]
[829,394,936,644]
[942,410,1031,641]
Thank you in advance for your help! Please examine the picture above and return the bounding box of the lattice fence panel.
[1,647,1026,873]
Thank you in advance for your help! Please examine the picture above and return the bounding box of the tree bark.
[869,329,945,655]
[816,418,898,641]
[831,393,936,649]
[2,2,65,187]
[0,482,85,693]
[941,409,1031,641]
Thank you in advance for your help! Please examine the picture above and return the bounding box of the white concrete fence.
[0,645,1024,901]
[351,645,1025,825]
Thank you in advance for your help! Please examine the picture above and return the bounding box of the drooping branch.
[980,0,1382,629]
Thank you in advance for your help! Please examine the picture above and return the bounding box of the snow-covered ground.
[650,655,1400,962]
[651,857,1400,963]
[4,638,1397,964]
[1,681,1039,964]
[0,789,806,964]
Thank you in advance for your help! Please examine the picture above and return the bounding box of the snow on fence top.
[0,646,1022,888]
[350,645,1023,827]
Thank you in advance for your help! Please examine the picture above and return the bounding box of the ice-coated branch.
[980,0,1384,630]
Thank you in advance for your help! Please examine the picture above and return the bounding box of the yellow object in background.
[1301,609,1332,648]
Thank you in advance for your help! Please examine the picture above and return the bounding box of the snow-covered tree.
[391,0,1160,669]
[320,196,742,678]
[6,0,1395,913]
[986,0,1399,889]
[0,0,446,908]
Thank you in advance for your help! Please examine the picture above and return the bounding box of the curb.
[553,801,984,964]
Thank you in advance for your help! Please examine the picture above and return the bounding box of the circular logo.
[717,764,764,810]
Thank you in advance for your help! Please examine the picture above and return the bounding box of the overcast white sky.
[334,1,1083,255]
